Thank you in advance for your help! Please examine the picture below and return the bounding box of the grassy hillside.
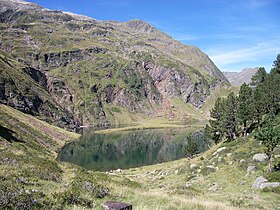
[0,104,279,209]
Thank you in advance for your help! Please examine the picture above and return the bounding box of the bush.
[262,186,280,194]
[264,171,280,182]
[0,182,46,209]
[52,190,93,208]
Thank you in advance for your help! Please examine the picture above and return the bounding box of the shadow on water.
[58,128,209,171]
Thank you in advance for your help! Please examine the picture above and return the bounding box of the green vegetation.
[206,54,280,178]
[0,2,279,209]
[207,55,280,144]
[1,100,279,209]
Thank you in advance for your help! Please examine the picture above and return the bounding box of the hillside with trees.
[206,54,280,170]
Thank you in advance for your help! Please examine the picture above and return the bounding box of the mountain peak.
[0,0,42,11]
[124,19,155,33]
[223,67,259,86]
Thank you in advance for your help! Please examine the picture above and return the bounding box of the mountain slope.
[0,0,229,127]
[223,67,258,86]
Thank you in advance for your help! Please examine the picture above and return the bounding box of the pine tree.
[252,83,267,128]
[238,83,253,136]
[184,136,199,158]
[260,73,280,114]
[271,54,280,74]
[224,92,238,140]
[209,97,226,143]
[251,67,267,86]
[255,115,280,171]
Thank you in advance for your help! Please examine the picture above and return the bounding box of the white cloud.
[208,41,280,71]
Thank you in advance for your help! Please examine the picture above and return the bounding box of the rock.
[217,147,227,153]
[212,147,226,156]
[17,177,27,184]
[252,176,268,188]
[174,170,179,174]
[115,168,122,173]
[218,157,223,162]
[208,183,219,191]
[241,181,247,185]
[206,165,217,172]
[226,153,232,157]
[190,164,198,169]
[252,176,280,189]
[185,183,192,187]
[246,165,256,177]
[102,201,132,210]
[240,159,246,164]
[253,153,269,162]
[260,182,280,189]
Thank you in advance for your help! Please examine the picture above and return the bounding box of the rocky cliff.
[0,0,229,128]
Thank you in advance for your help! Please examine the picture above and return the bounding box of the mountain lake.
[58,128,209,171]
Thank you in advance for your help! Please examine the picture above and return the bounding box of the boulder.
[252,176,280,189]
[102,201,132,210]
[190,164,198,169]
[217,147,227,153]
[240,159,246,164]
[260,182,280,189]
[212,147,226,156]
[115,168,122,173]
[253,153,269,162]
[252,176,268,188]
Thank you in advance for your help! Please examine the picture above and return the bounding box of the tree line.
[205,54,280,157]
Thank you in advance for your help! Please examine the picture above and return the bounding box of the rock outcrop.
[253,153,269,162]
[252,176,280,189]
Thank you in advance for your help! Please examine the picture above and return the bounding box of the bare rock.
[260,182,280,189]
[252,176,280,189]
[252,176,268,188]
[190,164,198,169]
[102,201,132,210]
[185,183,192,187]
[240,159,246,164]
[253,153,269,162]
[212,147,226,156]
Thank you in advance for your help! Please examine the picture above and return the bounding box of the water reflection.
[58,128,209,171]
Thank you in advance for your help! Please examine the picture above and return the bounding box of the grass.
[0,104,79,149]
[201,85,239,115]
[1,104,279,209]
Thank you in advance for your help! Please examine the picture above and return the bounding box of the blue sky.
[28,0,280,72]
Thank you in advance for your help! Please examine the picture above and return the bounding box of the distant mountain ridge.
[223,67,258,86]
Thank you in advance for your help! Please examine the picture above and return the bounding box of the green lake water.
[58,128,209,171]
